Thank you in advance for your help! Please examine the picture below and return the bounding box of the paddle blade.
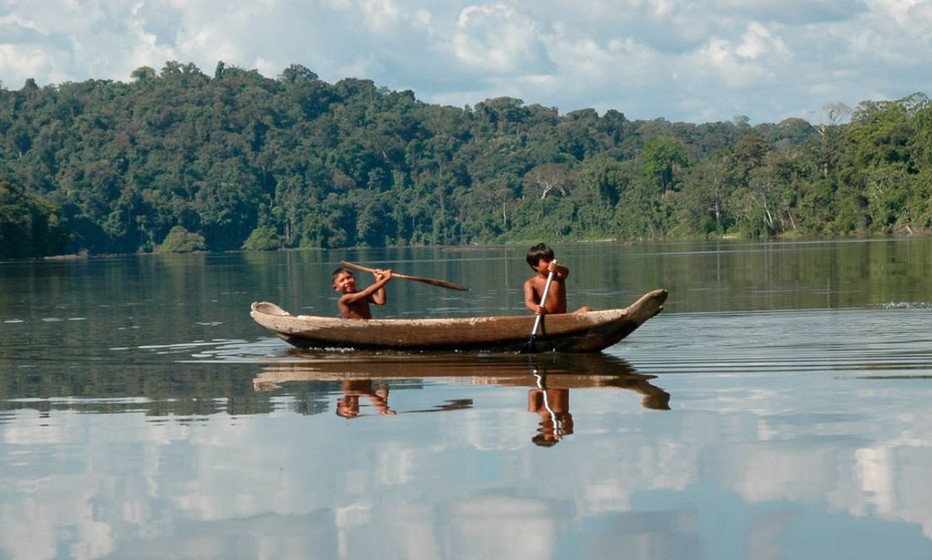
[520,334,539,354]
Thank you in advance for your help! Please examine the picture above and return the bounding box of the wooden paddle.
[522,262,557,353]
[340,261,470,292]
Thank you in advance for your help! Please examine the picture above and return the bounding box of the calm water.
[1,239,931,560]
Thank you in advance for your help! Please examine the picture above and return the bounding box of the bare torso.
[524,274,568,314]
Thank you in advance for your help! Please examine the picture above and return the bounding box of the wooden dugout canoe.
[250,288,667,353]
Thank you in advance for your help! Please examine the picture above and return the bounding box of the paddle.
[340,261,470,292]
[521,262,557,354]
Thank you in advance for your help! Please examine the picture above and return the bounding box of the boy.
[523,243,591,315]
[331,266,393,319]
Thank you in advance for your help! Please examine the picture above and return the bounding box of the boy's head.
[526,243,554,268]
[331,267,356,293]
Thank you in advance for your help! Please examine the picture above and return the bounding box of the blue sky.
[1,0,931,124]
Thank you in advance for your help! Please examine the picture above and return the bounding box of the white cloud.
[0,0,931,122]
[735,21,789,59]
[452,4,543,72]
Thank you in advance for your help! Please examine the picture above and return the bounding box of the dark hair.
[331,267,353,283]
[526,243,554,267]
[532,433,560,447]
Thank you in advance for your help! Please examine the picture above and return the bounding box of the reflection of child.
[523,243,591,316]
[336,380,397,418]
[331,267,393,319]
[527,387,574,447]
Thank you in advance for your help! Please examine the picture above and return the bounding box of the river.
[1,238,931,559]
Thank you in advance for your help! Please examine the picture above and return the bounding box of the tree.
[243,225,282,251]
[0,174,68,257]
[814,102,851,178]
[523,163,571,200]
[641,137,688,194]
[157,225,206,253]
[130,66,157,83]
[1,61,929,254]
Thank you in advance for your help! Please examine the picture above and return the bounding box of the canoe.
[250,288,667,353]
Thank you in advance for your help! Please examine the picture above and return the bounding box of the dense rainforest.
[1,61,930,258]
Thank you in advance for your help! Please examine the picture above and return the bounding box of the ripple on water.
[618,307,932,378]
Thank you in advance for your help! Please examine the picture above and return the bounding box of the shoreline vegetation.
[33,229,932,263]
[2,61,931,259]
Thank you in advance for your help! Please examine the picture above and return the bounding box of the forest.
[1,60,931,258]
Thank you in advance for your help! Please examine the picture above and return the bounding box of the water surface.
[1,238,931,559]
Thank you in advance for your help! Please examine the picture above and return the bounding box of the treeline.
[1,61,930,258]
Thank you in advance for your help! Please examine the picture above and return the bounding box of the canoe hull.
[250,288,667,353]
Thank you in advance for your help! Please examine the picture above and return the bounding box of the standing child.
[523,243,591,315]
[331,266,393,319]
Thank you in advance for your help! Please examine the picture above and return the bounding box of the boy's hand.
[545,260,565,278]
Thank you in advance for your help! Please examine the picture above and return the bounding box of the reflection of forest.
[0,364,328,417]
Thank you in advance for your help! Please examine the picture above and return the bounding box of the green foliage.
[157,225,206,253]
[0,174,68,258]
[641,136,688,193]
[0,66,929,259]
[242,226,283,251]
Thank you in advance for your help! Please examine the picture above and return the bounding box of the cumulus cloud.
[0,0,930,123]
[453,4,544,73]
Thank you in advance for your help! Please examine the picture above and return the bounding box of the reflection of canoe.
[252,352,671,409]
[250,288,667,353]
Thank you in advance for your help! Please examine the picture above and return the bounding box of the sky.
[1,0,931,124]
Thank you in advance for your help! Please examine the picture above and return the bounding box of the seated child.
[331,266,393,319]
[523,243,591,315]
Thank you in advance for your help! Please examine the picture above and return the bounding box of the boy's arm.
[549,262,569,279]
[369,269,392,305]
[341,270,393,306]
[524,278,543,314]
